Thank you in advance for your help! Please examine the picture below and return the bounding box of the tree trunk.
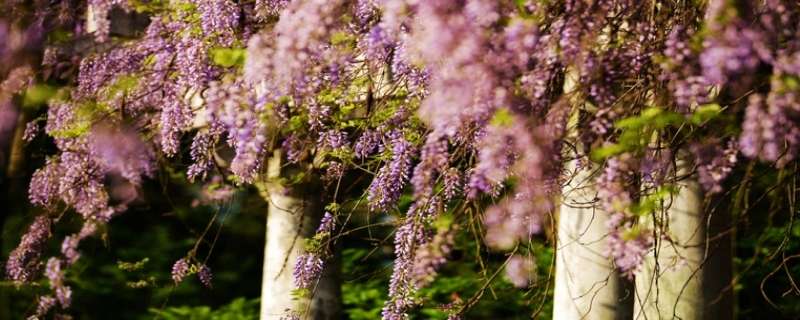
[553,67,633,320]
[553,156,633,320]
[633,158,733,320]
[260,150,340,320]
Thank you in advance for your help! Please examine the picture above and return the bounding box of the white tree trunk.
[633,159,732,320]
[260,150,340,319]
[553,66,632,320]
[553,157,633,320]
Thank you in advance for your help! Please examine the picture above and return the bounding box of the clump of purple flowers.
[505,254,536,288]
[171,258,190,285]
[45,258,71,308]
[197,264,213,288]
[293,253,325,290]
[292,212,337,290]
[691,140,738,193]
[5,215,51,284]
[606,213,654,279]
[368,131,415,212]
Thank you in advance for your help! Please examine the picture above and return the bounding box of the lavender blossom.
[411,227,453,287]
[281,134,306,164]
[691,140,738,193]
[187,131,219,181]
[29,159,61,208]
[363,25,393,62]
[61,222,98,266]
[23,121,39,142]
[320,129,348,150]
[206,82,266,183]
[33,296,56,318]
[466,135,514,199]
[171,258,190,284]
[606,213,653,278]
[159,95,192,157]
[317,211,336,235]
[368,131,415,212]
[245,0,347,97]
[256,0,289,17]
[87,0,130,42]
[292,212,337,290]
[505,255,536,288]
[293,253,324,289]
[410,135,449,199]
[699,24,765,85]
[442,168,462,202]
[197,264,213,288]
[195,0,240,46]
[88,124,155,185]
[382,219,423,320]
[5,215,51,284]
[45,258,71,308]
[354,130,382,159]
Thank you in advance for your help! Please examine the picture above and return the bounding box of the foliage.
[149,297,259,320]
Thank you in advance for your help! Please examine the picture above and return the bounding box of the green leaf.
[325,202,341,213]
[591,143,626,161]
[22,84,58,109]
[690,103,722,125]
[641,107,663,119]
[434,213,454,231]
[783,75,800,91]
[49,29,73,43]
[331,31,355,46]
[632,184,679,216]
[615,116,647,130]
[107,75,140,97]
[490,108,514,127]
[211,47,247,68]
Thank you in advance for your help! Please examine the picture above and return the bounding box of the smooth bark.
[553,68,633,320]
[259,150,340,320]
[634,159,733,320]
[553,156,633,320]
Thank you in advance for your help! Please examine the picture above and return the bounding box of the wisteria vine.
[2,0,800,319]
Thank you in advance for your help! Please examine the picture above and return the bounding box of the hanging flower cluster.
[4,0,800,319]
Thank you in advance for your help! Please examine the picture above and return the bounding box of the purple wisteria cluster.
[170,257,214,288]
[368,131,415,212]
[5,215,51,284]
[61,221,98,266]
[691,140,739,193]
[44,258,71,309]
[292,253,325,290]
[596,156,654,277]
[205,81,266,183]
[171,258,190,284]
[606,213,654,279]
[197,264,213,288]
[740,82,800,167]
[4,1,249,315]
[411,223,454,287]
[505,254,537,288]
[382,200,439,320]
[245,0,347,98]
[293,212,337,290]
[8,0,800,318]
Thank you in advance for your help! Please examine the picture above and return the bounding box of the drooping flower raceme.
[6,215,51,284]
[368,131,415,212]
[293,212,337,290]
